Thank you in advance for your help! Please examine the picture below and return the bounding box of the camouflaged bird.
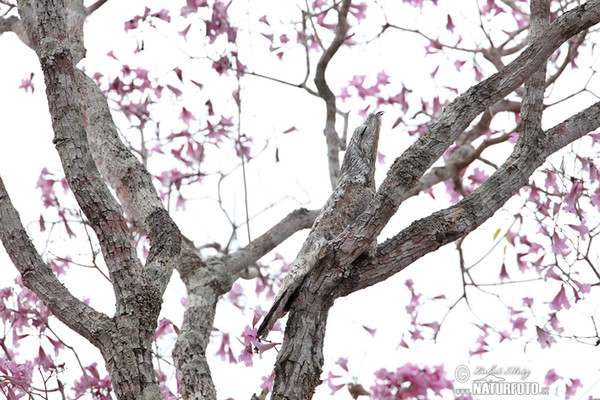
[257,111,383,339]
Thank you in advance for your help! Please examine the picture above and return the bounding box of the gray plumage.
[257,112,383,339]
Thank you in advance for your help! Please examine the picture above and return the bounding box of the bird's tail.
[257,288,293,339]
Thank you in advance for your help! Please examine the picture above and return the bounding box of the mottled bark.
[268,2,600,399]
[0,177,111,346]
[13,1,180,399]
[334,0,600,267]
[172,253,232,400]
[224,208,318,276]
[271,277,333,400]
[341,99,600,296]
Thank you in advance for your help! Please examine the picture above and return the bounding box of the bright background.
[1,1,600,399]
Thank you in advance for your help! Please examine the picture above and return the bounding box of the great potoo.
[257,111,383,339]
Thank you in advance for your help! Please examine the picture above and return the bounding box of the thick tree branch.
[271,288,332,400]
[224,208,318,275]
[407,100,521,199]
[340,99,600,297]
[172,208,318,399]
[333,0,600,266]
[172,253,232,400]
[264,5,600,398]
[75,69,181,294]
[457,99,521,145]
[518,0,549,144]
[0,177,112,345]
[314,0,351,189]
[85,0,109,15]
[0,15,18,33]
[17,0,144,310]
[15,1,180,399]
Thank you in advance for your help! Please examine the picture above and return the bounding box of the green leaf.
[493,228,502,240]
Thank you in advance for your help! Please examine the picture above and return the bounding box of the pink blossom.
[499,263,510,281]
[350,2,367,20]
[18,73,34,93]
[510,317,527,335]
[371,364,452,400]
[469,343,488,358]
[543,169,560,193]
[216,333,236,363]
[572,278,591,295]
[258,15,269,25]
[237,344,253,366]
[124,17,140,32]
[35,346,55,371]
[166,84,183,97]
[522,297,534,307]
[549,312,564,334]
[316,12,336,30]
[206,1,237,43]
[48,256,70,276]
[514,253,528,273]
[468,168,488,184]
[180,0,208,17]
[323,371,345,395]
[376,70,390,86]
[568,221,589,239]
[544,368,560,386]
[335,357,349,372]
[446,14,456,32]
[565,379,582,399]
[498,330,511,342]
[536,326,556,349]
[252,305,266,327]
[176,194,186,210]
[260,372,275,392]
[227,283,244,310]
[236,137,252,160]
[474,66,484,81]
[179,23,191,39]
[551,232,571,257]
[591,186,600,209]
[563,182,582,214]
[152,8,171,22]
[549,285,571,311]
[154,318,174,340]
[180,107,196,125]
[425,39,442,54]
[454,59,466,71]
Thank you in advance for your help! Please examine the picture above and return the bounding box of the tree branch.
[224,208,318,275]
[172,253,231,400]
[340,99,600,297]
[0,15,18,33]
[16,2,181,398]
[17,0,144,309]
[264,5,600,397]
[314,0,351,189]
[0,176,112,345]
[85,0,109,15]
[75,69,181,294]
[333,0,600,267]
